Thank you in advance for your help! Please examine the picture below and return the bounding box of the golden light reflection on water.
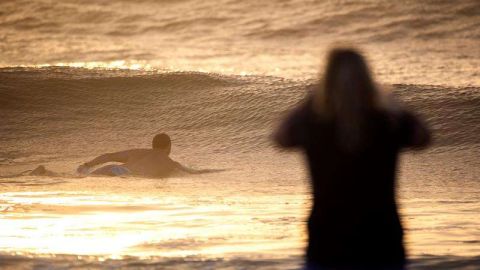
[0,191,307,259]
[401,200,480,258]
[13,60,259,77]
[1,184,479,260]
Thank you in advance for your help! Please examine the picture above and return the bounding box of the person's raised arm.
[78,150,131,173]
[273,100,310,148]
[174,161,225,174]
[400,111,432,149]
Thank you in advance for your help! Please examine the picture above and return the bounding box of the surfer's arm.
[83,151,130,168]
[173,162,222,174]
[174,162,201,174]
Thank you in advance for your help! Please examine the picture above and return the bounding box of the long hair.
[313,48,381,152]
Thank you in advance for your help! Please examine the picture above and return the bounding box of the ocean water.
[1,0,479,269]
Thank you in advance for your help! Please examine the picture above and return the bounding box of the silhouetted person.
[274,48,430,270]
[77,133,213,177]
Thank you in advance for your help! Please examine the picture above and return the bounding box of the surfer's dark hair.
[152,133,171,150]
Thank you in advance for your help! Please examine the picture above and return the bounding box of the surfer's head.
[152,133,171,155]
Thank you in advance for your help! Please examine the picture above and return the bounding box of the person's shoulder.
[119,148,152,157]
[123,148,150,153]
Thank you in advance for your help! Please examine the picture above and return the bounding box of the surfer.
[76,133,216,177]
[6,133,220,178]
[274,48,431,269]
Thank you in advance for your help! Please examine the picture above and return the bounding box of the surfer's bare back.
[77,133,220,177]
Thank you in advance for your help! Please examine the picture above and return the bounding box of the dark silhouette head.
[152,133,171,154]
[323,48,377,111]
[314,48,380,152]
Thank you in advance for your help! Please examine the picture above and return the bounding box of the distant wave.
[0,66,239,85]
[1,0,479,86]
[108,17,231,36]
[1,0,479,43]
[241,0,480,42]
